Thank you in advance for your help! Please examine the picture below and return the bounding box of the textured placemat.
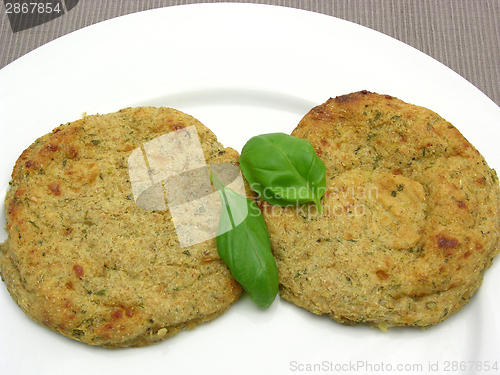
[1,0,499,106]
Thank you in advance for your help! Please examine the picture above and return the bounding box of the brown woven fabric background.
[1,0,499,106]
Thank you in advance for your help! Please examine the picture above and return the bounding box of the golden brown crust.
[263,91,500,328]
[0,107,242,347]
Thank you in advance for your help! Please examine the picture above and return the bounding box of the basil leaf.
[238,133,326,213]
[212,173,279,309]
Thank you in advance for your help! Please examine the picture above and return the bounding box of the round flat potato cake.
[0,107,242,347]
[262,91,500,328]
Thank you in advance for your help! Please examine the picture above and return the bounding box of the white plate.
[1,3,499,375]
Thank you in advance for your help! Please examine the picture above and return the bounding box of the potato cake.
[0,107,242,347]
[262,91,500,328]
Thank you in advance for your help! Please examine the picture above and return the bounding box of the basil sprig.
[238,133,326,213]
[212,174,279,309]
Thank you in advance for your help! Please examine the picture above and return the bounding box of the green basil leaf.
[238,133,326,212]
[212,173,279,309]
